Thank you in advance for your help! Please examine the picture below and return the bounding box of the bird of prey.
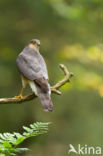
[16,39,53,112]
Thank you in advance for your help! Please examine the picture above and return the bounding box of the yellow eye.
[32,41,36,44]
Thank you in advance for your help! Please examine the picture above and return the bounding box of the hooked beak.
[37,43,40,47]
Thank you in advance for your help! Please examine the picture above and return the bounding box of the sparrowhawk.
[16,39,53,112]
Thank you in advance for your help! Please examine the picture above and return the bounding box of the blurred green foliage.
[0,0,103,156]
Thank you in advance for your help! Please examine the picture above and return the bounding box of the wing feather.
[35,78,49,92]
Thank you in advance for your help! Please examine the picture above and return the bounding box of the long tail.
[35,84,53,112]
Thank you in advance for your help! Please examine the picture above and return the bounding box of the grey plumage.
[35,81,53,112]
[16,41,53,112]
[16,46,48,80]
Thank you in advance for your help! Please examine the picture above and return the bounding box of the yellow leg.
[15,87,24,99]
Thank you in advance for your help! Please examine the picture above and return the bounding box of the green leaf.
[13,133,22,138]
[0,122,50,155]
[23,126,33,133]
[0,154,6,156]
[0,134,6,140]
[3,141,12,148]
[13,137,25,146]
[14,148,29,153]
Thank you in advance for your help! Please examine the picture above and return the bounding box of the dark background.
[0,0,103,155]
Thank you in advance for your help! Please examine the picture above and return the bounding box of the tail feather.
[35,84,53,112]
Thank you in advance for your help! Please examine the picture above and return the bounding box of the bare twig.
[0,64,73,104]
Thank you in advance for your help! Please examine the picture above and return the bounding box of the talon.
[14,95,23,99]
[15,87,24,99]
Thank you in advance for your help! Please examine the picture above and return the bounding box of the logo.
[68,144,101,155]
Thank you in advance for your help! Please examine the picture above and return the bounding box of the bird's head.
[28,39,40,51]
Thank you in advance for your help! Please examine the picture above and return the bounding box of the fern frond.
[0,122,50,156]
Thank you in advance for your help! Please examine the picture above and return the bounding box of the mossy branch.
[0,64,73,104]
